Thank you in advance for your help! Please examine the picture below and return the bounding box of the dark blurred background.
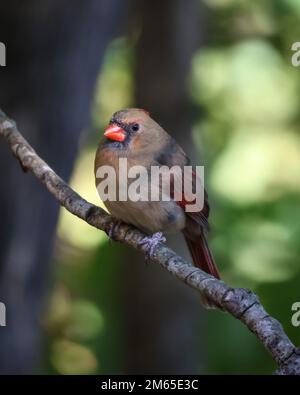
[0,0,300,375]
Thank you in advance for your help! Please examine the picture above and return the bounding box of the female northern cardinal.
[95,109,220,307]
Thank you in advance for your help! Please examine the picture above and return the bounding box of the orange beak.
[104,124,126,142]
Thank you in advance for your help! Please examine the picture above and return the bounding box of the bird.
[95,108,220,308]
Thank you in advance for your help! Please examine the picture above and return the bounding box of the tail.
[184,233,221,309]
[184,233,220,279]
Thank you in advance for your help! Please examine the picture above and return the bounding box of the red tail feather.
[184,234,220,279]
[184,233,221,309]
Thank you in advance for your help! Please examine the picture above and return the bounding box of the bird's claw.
[139,232,166,262]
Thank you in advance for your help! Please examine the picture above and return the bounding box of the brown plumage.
[95,109,220,308]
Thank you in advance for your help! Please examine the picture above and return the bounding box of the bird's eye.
[131,123,140,132]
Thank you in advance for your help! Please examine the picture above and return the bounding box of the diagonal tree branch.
[0,108,299,375]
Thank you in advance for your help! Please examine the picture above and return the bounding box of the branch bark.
[0,109,299,375]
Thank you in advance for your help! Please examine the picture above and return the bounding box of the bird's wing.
[151,133,220,285]
[153,136,210,232]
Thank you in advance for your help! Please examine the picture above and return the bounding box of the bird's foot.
[139,232,166,262]
[108,219,123,241]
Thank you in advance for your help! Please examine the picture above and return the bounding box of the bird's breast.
[95,145,186,234]
[104,199,186,235]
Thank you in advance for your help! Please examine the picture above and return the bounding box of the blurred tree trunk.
[0,0,129,374]
[122,0,208,374]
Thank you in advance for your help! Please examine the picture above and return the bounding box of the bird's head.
[103,108,163,151]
